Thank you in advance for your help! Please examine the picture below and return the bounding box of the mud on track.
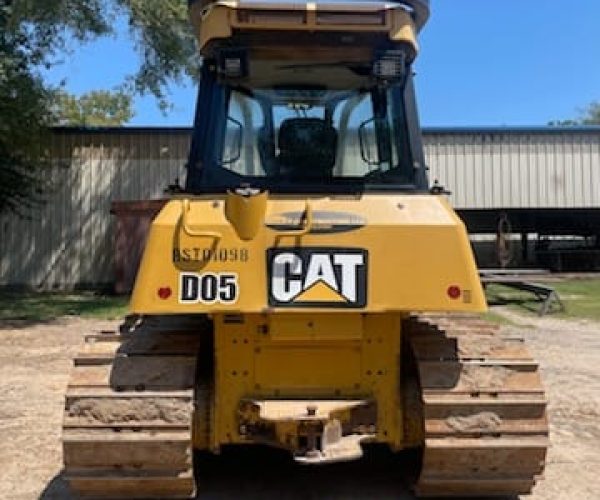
[0,310,598,500]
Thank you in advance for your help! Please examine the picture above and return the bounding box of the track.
[406,314,549,497]
[62,316,206,499]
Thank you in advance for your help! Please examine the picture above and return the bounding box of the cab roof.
[189,0,430,31]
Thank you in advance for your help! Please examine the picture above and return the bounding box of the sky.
[45,0,600,127]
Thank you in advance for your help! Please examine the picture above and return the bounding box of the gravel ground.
[0,309,598,500]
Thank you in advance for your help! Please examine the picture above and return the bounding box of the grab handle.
[180,199,222,240]
[273,201,313,237]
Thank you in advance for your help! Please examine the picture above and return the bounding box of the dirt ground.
[0,309,598,500]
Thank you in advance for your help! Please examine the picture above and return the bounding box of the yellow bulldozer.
[61,0,548,497]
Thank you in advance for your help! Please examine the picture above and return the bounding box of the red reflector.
[158,287,172,300]
[447,285,462,300]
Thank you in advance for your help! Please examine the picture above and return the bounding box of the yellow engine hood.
[130,193,486,314]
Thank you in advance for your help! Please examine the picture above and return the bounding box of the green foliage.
[0,0,197,213]
[0,78,50,213]
[580,102,600,125]
[486,280,600,320]
[53,90,134,126]
[6,1,113,64]
[551,279,600,320]
[0,291,129,322]
[1,1,53,213]
[5,1,197,102]
[116,0,198,107]
[550,102,600,126]
[1,0,116,213]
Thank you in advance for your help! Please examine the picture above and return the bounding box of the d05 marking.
[180,273,239,304]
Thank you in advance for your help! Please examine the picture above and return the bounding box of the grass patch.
[486,279,600,321]
[0,292,129,322]
[480,310,519,326]
[552,279,600,320]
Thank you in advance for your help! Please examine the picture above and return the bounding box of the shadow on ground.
[40,446,518,500]
[39,473,70,500]
[487,295,542,315]
[194,445,416,499]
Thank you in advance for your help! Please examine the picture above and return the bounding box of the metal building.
[1,127,599,289]
[427,128,600,209]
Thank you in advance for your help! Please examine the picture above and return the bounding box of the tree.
[550,102,600,126]
[0,0,197,213]
[579,102,600,125]
[0,43,52,213]
[1,0,114,212]
[53,90,134,126]
[115,0,197,106]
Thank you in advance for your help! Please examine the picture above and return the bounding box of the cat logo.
[267,248,368,308]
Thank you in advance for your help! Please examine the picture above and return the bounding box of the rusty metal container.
[111,200,168,294]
